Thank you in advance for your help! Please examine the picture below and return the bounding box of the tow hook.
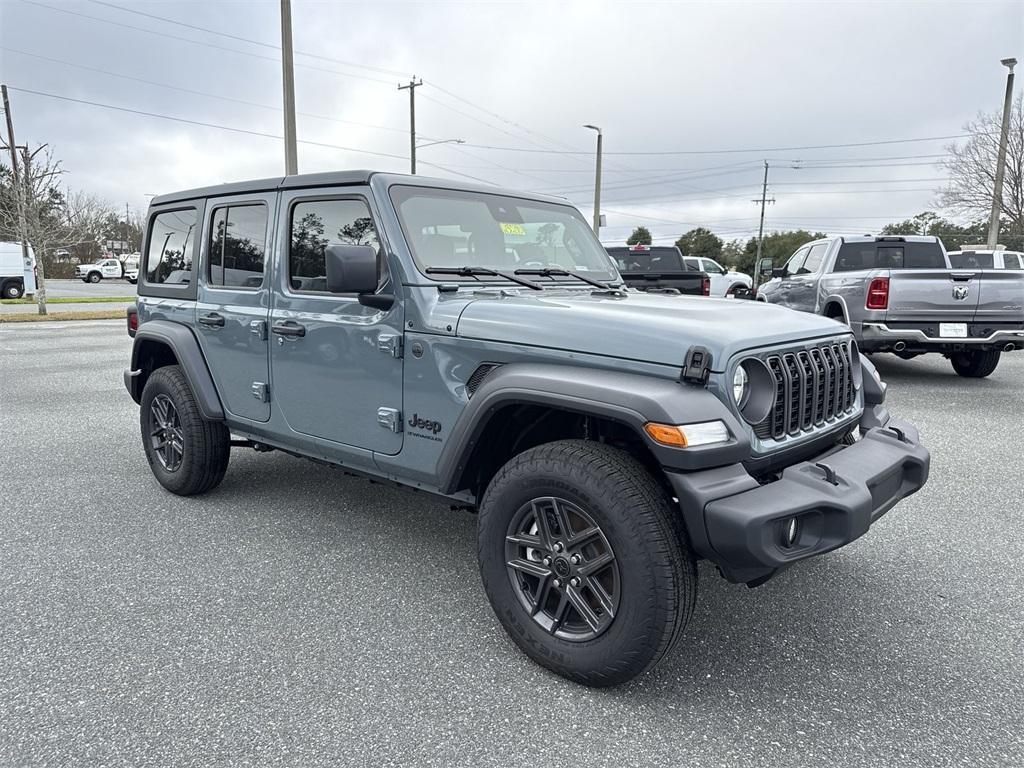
[815,462,840,486]
[885,426,910,444]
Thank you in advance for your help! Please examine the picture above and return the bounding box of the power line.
[456,133,984,156]
[0,46,421,137]
[2,84,494,184]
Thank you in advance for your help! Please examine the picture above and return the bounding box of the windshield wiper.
[425,266,542,291]
[514,267,614,290]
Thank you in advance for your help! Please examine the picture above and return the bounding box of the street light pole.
[584,125,602,235]
[280,0,298,175]
[987,57,1016,249]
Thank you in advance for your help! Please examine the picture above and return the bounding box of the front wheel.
[87,272,101,283]
[2,281,23,299]
[140,365,230,495]
[950,349,1000,378]
[477,440,696,687]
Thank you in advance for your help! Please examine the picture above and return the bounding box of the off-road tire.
[2,280,23,299]
[950,349,1000,378]
[87,271,101,283]
[477,439,697,687]
[140,365,230,495]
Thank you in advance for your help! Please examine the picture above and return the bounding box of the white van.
[0,241,37,299]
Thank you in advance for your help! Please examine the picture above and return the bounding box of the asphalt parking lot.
[1,280,137,317]
[1,320,1022,767]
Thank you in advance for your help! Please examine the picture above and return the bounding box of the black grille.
[466,363,501,397]
[753,341,856,441]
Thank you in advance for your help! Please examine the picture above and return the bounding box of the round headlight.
[732,365,749,407]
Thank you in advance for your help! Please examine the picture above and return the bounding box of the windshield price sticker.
[500,222,526,236]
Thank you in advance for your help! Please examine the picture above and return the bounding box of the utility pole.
[21,144,48,314]
[753,161,775,289]
[125,202,131,255]
[2,84,36,302]
[584,125,603,235]
[280,0,298,175]
[987,57,1016,249]
[399,78,423,174]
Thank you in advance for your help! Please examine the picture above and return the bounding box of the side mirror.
[325,245,379,294]
[758,258,774,277]
[770,267,787,279]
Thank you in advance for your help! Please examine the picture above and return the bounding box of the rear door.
[194,193,275,423]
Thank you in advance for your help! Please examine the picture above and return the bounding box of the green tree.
[675,227,722,259]
[740,230,826,275]
[719,239,745,269]
[625,226,652,245]
[881,211,940,236]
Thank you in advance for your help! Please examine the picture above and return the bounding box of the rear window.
[948,252,995,269]
[606,247,688,272]
[833,241,946,271]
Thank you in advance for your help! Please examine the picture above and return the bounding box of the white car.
[947,248,1023,270]
[683,256,753,297]
[123,254,141,284]
[75,258,124,283]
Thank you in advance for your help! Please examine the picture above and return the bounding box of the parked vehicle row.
[757,235,1024,377]
[124,170,929,687]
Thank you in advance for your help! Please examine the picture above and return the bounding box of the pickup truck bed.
[606,245,709,296]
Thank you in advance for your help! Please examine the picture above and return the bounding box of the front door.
[776,247,809,308]
[194,193,274,423]
[269,188,404,455]
[788,242,827,312]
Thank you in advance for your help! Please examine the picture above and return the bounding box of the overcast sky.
[1,0,1021,244]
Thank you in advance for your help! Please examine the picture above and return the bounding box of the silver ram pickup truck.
[758,235,1024,378]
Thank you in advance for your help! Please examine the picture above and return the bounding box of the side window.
[786,248,809,276]
[801,244,828,274]
[146,209,197,284]
[1003,253,1022,269]
[208,204,267,289]
[684,257,701,271]
[289,198,381,293]
[702,259,724,274]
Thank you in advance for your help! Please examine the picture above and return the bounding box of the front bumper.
[668,408,929,584]
[861,321,1024,351]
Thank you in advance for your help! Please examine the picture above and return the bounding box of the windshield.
[391,185,619,282]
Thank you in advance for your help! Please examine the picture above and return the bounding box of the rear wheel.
[477,440,696,687]
[140,365,230,495]
[950,349,1001,378]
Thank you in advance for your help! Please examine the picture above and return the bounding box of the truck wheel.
[950,349,1001,378]
[2,281,23,299]
[140,365,230,495]
[88,272,101,283]
[477,439,696,687]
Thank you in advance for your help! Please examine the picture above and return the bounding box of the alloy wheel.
[149,393,184,471]
[505,496,620,641]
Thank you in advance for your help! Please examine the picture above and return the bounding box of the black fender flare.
[437,363,750,494]
[125,320,225,420]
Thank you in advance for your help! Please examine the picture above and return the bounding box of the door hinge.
[250,320,267,341]
[377,407,402,433]
[377,333,403,358]
[251,382,269,402]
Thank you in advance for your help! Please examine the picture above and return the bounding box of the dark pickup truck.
[606,245,709,296]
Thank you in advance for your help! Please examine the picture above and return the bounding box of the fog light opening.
[781,516,801,548]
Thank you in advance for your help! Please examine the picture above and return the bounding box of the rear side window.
[208,204,267,289]
[833,242,946,271]
[289,199,381,293]
[1003,253,1022,269]
[146,209,197,284]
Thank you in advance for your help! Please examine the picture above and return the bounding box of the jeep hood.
[455,290,847,371]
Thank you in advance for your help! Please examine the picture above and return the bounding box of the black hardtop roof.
[149,170,570,207]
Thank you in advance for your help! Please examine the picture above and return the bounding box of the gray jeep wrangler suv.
[124,171,930,686]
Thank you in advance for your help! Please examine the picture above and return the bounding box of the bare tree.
[0,145,105,315]
[940,94,1024,240]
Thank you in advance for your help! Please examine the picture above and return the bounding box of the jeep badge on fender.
[124,170,929,687]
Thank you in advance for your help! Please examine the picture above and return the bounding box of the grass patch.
[0,309,126,323]
[1,296,136,305]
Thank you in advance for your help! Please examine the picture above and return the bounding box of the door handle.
[198,312,225,327]
[271,321,306,338]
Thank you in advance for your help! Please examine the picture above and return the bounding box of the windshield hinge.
[680,346,713,386]
[378,333,403,358]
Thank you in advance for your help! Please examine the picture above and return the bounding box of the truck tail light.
[701,276,710,296]
[866,277,889,309]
